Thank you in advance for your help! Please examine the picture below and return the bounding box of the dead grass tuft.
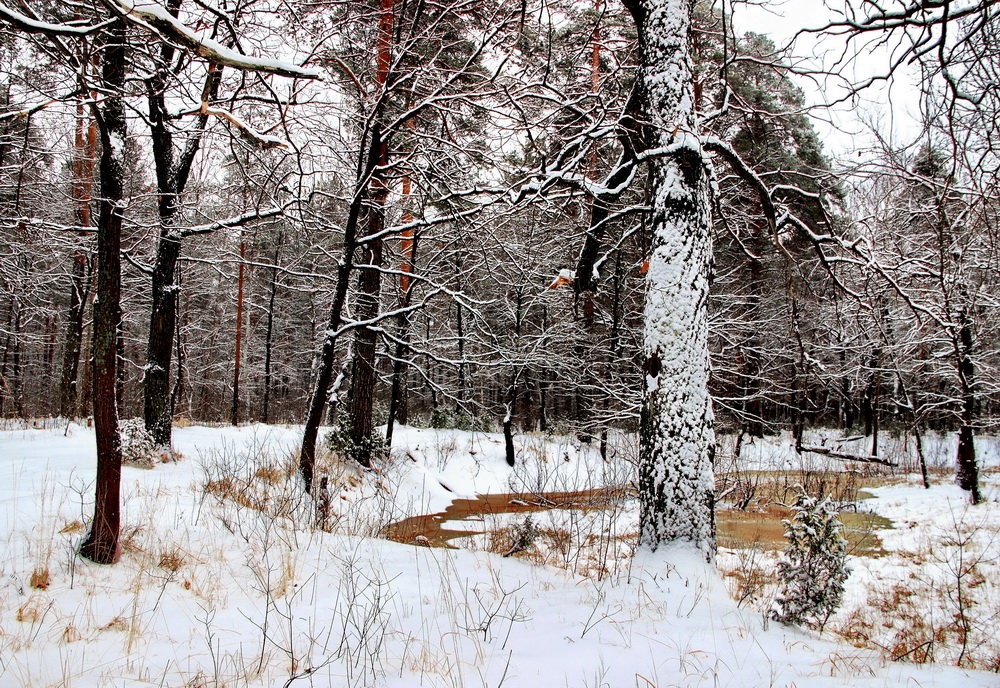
[99,616,128,632]
[63,625,82,643]
[16,595,48,623]
[29,567,50,590]
[59,520,84,534]
[158,549,185,572]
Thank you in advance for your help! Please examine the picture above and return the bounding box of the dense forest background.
[0,0,996,470]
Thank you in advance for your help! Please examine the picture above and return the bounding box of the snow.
[0,3,109,35]
[110,0,321,80]
[0,422,996,686]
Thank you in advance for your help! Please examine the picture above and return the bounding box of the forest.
[0,0,998,685]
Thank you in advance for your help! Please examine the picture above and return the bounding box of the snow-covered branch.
[107,0,321,79]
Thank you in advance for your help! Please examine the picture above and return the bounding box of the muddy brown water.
[381,486,892,556]
[381,486,631,548]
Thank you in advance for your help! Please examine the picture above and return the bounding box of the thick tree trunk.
[145,236,180,443]
[347,221,384,468]
[344,0,395,469]
[299,123,386,489]
[625,0,714,558]
[80,20,127,565]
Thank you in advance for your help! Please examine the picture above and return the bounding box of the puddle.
[717,506,892,556]
[381,486,631,548]
[383,486,892,557]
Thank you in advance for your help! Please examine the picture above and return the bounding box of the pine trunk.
[80,20,127,565]
[626,0,715,558]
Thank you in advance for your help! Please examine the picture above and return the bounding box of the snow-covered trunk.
[624,0,715,558]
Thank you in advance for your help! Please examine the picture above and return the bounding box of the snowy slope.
[0,423,995,687]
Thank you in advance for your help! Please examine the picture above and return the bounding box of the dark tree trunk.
[143,26,217,447]
[385,230,419,447]
[955,307,981,504]
[299,134,384,491]
[742,221,766,438]
[347,221,384,467]
[503,401,516,467]
[80,19,127,565]
[261,232,282,424]
[170,264,186,416]
[59,252,90,418]
[913,425,930,489]
[346,0,395,466]
[145,236,181,442]
[231,237,247,426]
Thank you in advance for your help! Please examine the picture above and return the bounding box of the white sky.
[729,0,926,159]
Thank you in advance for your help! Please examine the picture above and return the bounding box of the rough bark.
[347,216,385,468]
[80,19,127,565]
[624,0,715,558]
[345,0,395,468]
[143,26,217,447]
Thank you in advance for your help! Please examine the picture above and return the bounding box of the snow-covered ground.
[1,422,997,686]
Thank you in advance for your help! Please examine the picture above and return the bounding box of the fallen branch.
[797,443,898,467]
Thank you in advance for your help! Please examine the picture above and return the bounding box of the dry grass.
[158,549,186,572]
[29,567,51,590]
[59,520,84,534]
[16,595,47,623]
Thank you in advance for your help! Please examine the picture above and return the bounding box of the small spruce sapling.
[119,418,157,468]
[771,491,850,630]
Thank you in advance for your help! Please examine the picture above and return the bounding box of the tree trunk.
[80,19,127,565]
[742,221,766,437]
[261,231,283,424]
[346,0,395,467]
[145,235,181,443]
[59,105,97,419]
[299,127,387,490]
[143,35,216,447]
[955,306,981,504]
[347,220,384,467]
[625,0,714,558]
[385,226,418,447]
[231,237,247,426]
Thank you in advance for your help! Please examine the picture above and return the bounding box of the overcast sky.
[729,0,926,159]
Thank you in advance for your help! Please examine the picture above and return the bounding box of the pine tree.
[771,492,850,629]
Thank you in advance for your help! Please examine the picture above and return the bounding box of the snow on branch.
[0,3,113,35]
[180,202,293,237]
[201,106,289,149]
[107,0,321,80]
